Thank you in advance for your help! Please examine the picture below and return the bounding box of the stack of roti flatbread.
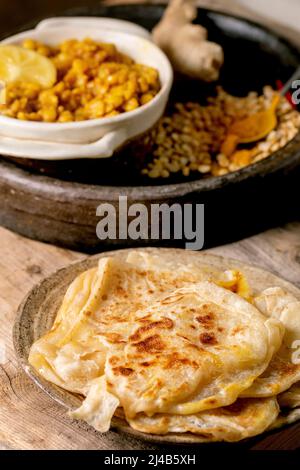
[29,250,300,442]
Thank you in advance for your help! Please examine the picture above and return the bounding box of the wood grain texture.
[1,223,300,450]
[0,0,300,451]
[13,247,300,446]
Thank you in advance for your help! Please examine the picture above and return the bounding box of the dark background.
[0,0,105,36]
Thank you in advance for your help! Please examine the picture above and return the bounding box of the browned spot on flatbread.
[134,334,165,353]
[109,356,119,366]
[231,325,245,335]
[277,360,298,377]
[200,332,217,345]
[130,318,174,342]
[103,332,126,343]
[202,304,211,310]
[176,334,190,341]
[205,398,217,405]
[138,315,152,324]
[260,358,299,380]
[113,366,134,376]
[196,313,214,326]
[115,287,127,296]
[140,361,153,367]
[166,353,198,369]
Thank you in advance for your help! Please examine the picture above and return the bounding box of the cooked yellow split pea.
[0,38,161,122]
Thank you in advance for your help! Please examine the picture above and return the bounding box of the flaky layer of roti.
[29,254,209,394]
[105,282,282,418]
[270,407,300,432]
[125,398,279,442]
[242,288,300,398]
[28,250,300,440]
[278,382,300,409]
[69,376,120,433]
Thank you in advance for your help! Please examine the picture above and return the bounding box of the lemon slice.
[0,45,57,88]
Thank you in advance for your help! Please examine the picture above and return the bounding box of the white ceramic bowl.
[0,19,173,160]
[35,16,151,40]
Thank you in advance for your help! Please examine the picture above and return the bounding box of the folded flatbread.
[28,250,300,442]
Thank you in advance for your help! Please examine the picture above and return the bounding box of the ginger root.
[152,0,224,82]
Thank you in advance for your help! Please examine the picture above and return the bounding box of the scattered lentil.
[142,86,300,178]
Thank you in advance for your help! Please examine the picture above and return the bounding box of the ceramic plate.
[13,248,300,444]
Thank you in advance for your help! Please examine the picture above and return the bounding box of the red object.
[276,79,296,108]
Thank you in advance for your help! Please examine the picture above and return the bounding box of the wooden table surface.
[0,0,300,451]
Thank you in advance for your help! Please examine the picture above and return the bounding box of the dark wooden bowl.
[0,4,300,252]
